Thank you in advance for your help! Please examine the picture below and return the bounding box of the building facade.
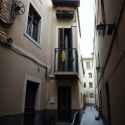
[46,0,84,123]
[94,0,125,125]
[0,0,83,123]
[82,57,95,105]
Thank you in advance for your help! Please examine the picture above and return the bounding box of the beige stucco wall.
[45,0,83,111]
[0,0,52,116]
[46,79,81,110]
[7,0,53,67]
[94,0,125,125]
[0,47,47,116]
[0,0,82,115]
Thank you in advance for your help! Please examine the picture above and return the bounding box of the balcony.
[52,0,80,7]
[56,7,75,19]
[54,48,78,79]
[0,0,15,25]
[0,0,25,25]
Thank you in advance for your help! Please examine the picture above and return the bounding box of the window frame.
[25,3,41,47]
[84,82,86,88]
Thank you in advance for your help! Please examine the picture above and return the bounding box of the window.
[90,93,94,98]
[88,73,92,78]
[84,82,86,88]
[86,61,91,69]
[26,4,41,42]
[58,28,72,48]
[85,93,88,97]
[89,82,93,88]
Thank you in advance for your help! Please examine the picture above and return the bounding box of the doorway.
[58,28,72,49]
[24,80,39,113]
[105,82,111,124]
[99,91,102,114]
[58,86,71,122]
[58,28,73,71]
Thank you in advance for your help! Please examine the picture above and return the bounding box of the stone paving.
[80,106,105,125]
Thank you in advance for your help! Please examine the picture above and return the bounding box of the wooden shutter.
[58,28,64,48]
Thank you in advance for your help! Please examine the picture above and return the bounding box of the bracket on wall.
[96,23,115,35]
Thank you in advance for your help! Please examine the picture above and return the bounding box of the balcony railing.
[54,48,78,76]
[52,0,80,7]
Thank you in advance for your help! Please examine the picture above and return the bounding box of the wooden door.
[58,86,71,122]
[25,81,39,113]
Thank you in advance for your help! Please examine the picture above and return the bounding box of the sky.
[79,0,95,57]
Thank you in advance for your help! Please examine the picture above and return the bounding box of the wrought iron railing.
[54,48,78,73]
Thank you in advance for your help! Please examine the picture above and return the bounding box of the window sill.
[24,33,41,49]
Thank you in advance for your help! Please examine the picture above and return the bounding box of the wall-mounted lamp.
[96,23,115,35]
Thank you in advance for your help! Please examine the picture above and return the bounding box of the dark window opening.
[58,28,74,72]
[90,93,94,98]
[89,82,93,88]
[88,72,92,78]
[58,28,72,49]
[26,4,41,42]
[84,82,86,88]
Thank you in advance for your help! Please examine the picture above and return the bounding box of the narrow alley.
[0,106,106,125]
[1,0,125,125]
[80,106,105,125]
